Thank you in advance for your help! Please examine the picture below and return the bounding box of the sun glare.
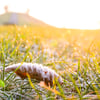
[0,0,100,29]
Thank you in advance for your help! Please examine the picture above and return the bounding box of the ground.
[0,26,100,99]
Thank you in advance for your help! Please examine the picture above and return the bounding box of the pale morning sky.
[0,0,100,29]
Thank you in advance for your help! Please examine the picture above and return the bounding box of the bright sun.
[0,0,100,29]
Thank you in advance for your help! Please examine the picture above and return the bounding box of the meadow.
[0,26,100,99]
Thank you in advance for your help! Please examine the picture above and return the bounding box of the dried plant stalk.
[4,63,63,86]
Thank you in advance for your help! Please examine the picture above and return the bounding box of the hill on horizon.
[0,12,48,26]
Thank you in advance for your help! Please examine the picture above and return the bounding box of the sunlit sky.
[0,0,100,29]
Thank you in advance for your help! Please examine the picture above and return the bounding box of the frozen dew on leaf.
[4,63,63,86]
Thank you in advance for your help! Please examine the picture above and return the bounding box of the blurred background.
[0,0,100,29]
[1,1,100,99]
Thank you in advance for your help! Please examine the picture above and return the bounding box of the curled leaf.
[4,63,63,86]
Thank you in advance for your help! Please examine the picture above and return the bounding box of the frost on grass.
[4,63,63,86]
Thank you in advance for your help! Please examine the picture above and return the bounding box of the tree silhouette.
[26,8,30,15]
[4,5,8,13]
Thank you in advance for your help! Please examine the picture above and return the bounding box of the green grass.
[0,26,100,99]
